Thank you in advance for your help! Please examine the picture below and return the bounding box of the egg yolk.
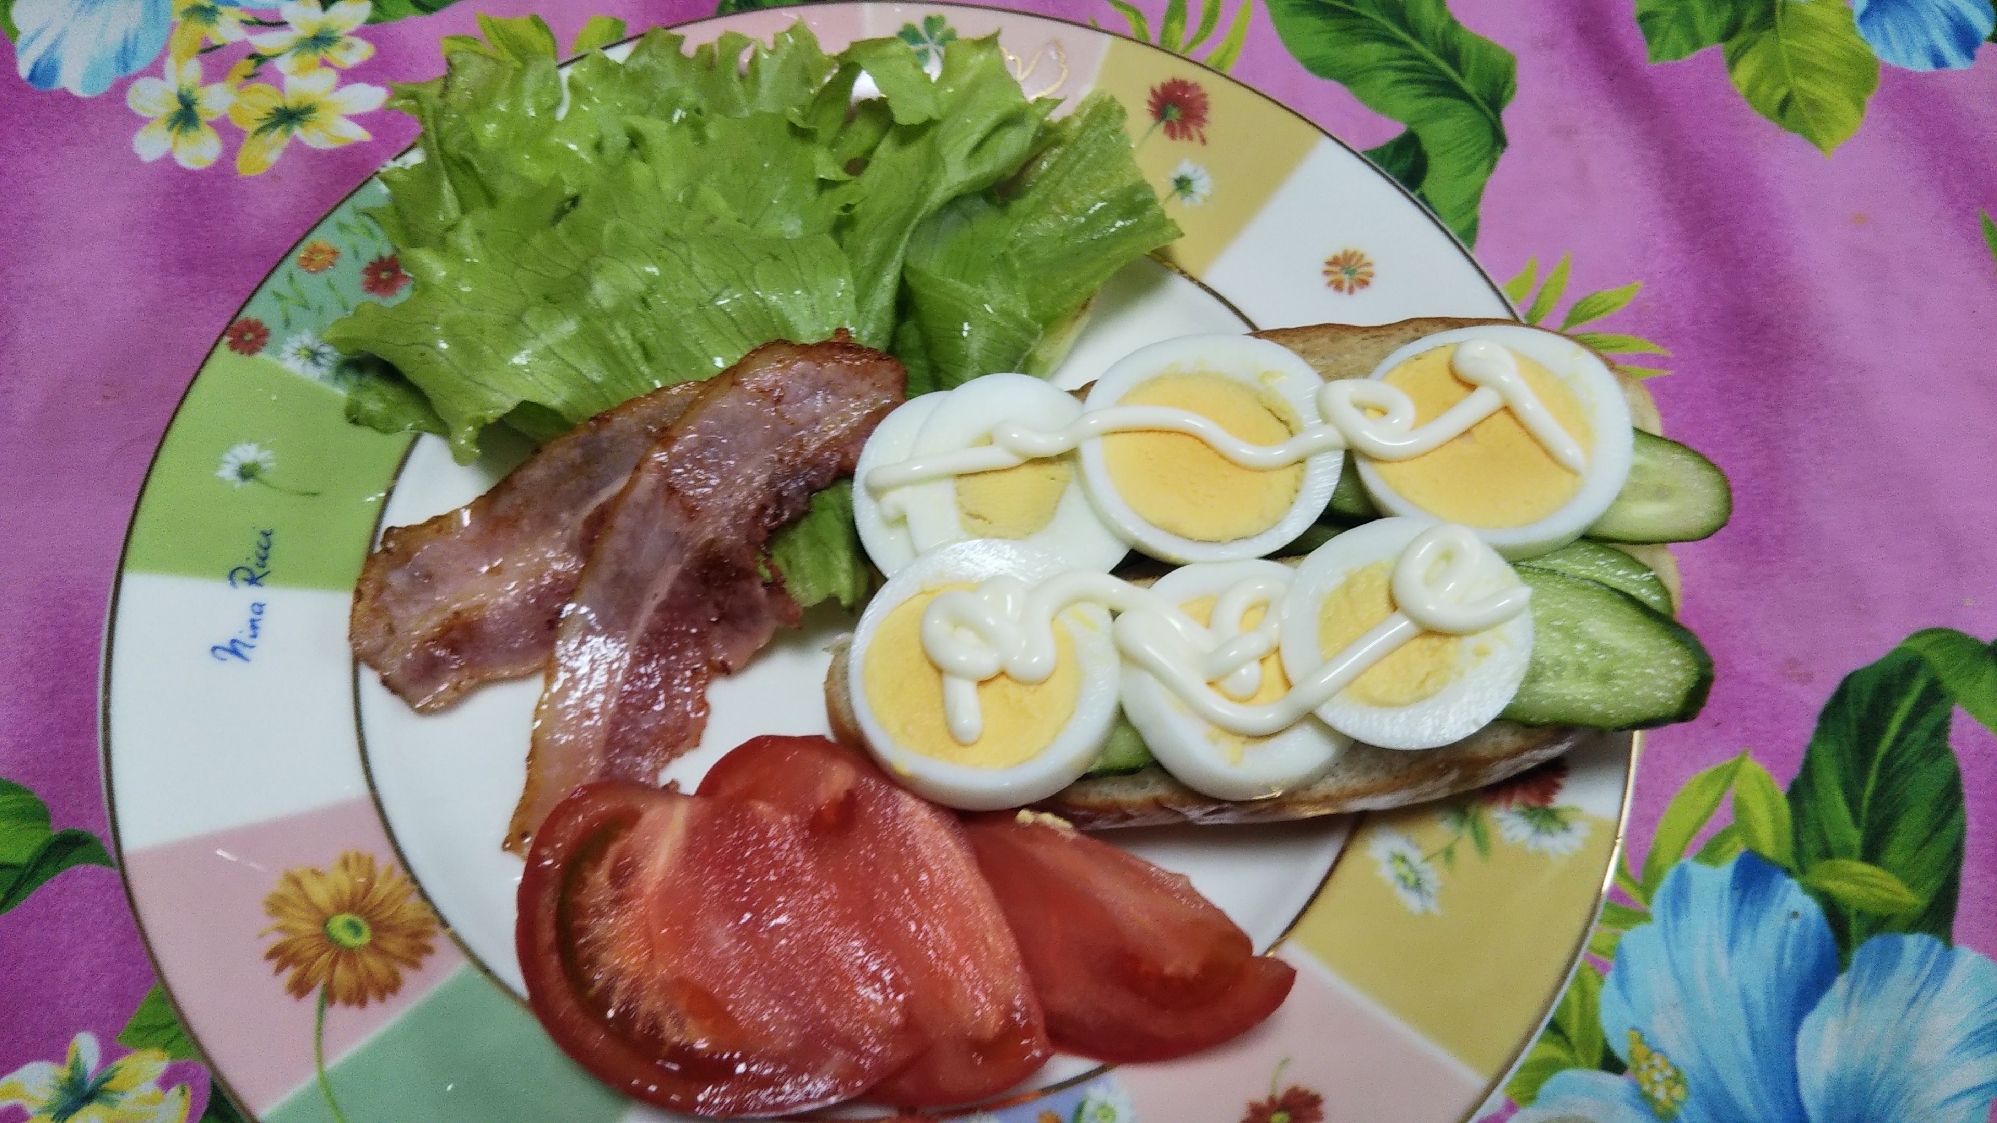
[1181,595,1290,761]
[956,439,1074,540]
[1102,372,1303,542]
[1317,562,1462,708]
[1368,345,1593,528]
[863,586,1081,769]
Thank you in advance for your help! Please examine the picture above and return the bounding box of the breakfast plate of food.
[100,5,1728,1121]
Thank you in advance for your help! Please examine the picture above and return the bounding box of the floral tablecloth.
[4,0,1995,1119]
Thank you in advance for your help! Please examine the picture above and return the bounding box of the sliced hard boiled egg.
[853,393,942,576]
[856,375,1128,576]
[1278,518,1532,750]
[1355,325,1633,560]
[847,540,1121,810]
[1078,335,1340,564]
[1119,560,1348,801]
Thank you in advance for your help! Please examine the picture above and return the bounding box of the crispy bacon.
[506,339,905,853]
[351,383,706,712]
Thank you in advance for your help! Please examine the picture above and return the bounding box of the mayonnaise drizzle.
[865,339,1586,497]
[923,524,1528,743]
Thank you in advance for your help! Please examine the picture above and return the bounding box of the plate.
[102,7,1633,1121]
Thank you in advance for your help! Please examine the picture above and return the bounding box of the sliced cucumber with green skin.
[1587,430,1731,544]
[1518,540,1673,616]
[1328,455,1379,520]
[1085,717,1156,776]
[1503,568,1713,728]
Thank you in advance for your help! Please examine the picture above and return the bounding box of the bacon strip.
[506,339,905,852]
[351,383,706,712]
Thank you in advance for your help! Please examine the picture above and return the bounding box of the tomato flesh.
[961,812,1297,1063]
[517,781,919,1117]
[700,736,1052,1106]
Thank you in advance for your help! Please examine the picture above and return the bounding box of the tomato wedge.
[961,811,1297,1063]
[516,781,919,1118]
[700,736,1052,1107]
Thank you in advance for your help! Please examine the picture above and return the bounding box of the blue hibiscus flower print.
[1853,0,1995,70]
[13,0,172,95]
[1516,853,1997,1123]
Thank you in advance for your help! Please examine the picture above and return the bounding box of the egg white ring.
[1353,325,1634,561]
[853,393,943,577]
[847,539,1122,811]
[1120,560,1349,801]
[909,373,1128,573]
[1077,334,1343,564]
[1278,518,1533,751]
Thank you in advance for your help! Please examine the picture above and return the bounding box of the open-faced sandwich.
[825,316,1724,829]
[330,16,1729,1121]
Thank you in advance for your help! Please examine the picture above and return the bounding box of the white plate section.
[362,596,1350,998]
[1559,732,1636,820]
[1047,256,1254,391]
[109,574,368,850]
[362,257,1345,999]
[1203,139,1513,329]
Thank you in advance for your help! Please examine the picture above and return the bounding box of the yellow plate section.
[1287,800,1616,1077]
[1091,38,1319,278]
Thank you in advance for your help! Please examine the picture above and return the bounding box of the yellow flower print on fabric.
[227,69,385,176]
[126,57,234,170]
[1627,1028,1688,1119]
[0,1032,189,1123]
[167,0,251,62]
[261,849,438,1007]
[251,0,375,78]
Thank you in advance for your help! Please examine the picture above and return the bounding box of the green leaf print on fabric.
[1103,0,1256,72]
[1900,626,1997,735]
[118,986,199,1061]
[1263,0,1516,246]
[1729,755,1794,869]
[1505,961,1607,1104]
[363,0,465,25]
[1505,254,1674,377]
[1787,633,1986,958]
[0,778,113,916]
[1982,211,1997,265]
[1723,0,1880,156]
[1797,857,1922,917]
[1634,0,1756,62]
[1638,752,1745,900]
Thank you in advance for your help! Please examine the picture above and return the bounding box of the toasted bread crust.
[830,318,1666,827]
[823,635,1595,828]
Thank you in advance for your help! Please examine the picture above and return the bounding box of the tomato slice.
[700,736,1052,1107]
[961,812,1297,1063]
[516,781,919,1117]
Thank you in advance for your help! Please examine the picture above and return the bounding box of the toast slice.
[825,318,1664,828]
[823,633,1609,828]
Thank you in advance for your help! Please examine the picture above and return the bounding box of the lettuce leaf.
[835,35,1049,347]
[896,93,1183,390]
[325,19,1175,603]
[326,162,858,459]
[768,481,871,609]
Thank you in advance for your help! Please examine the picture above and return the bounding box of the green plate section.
[123,350,410,592]
[264,966,629,1123]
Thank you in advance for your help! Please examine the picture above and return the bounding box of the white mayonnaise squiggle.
[865,339,1584,495]
[923,523,1527,743]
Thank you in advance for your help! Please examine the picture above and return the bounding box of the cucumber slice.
[1518,540,1673,616]
[1085,717,1155,776]
[1328,455,1379,520]
[1588,430,1731,543]
[1503,568,1713,728]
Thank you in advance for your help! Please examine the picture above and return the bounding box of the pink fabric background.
[2,0,1993,1108]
